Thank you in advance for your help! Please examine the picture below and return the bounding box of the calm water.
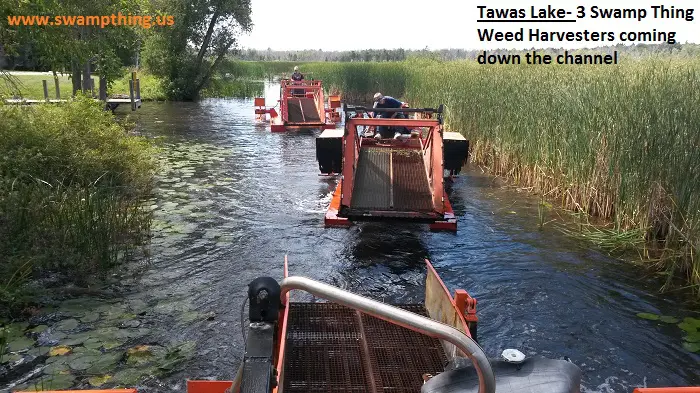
[117,89,699,392]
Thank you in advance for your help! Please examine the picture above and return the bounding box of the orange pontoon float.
[317,105,469,231]
[16,257,698,393]
[254,80,339,132]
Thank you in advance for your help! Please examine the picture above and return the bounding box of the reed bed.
[293,58,700,294]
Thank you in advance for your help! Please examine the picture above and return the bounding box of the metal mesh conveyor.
[287,98,321,123]
[350,147,434,212]
[283,303,447,393]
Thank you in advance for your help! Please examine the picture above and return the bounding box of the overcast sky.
[237,0,699,51]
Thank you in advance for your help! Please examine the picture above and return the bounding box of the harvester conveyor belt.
[287,98,321,123]
[350,147,434,212]
[283,303,448,393]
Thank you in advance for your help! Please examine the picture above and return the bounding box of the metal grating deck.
[287,98,321,123]
[350,147,434,212]
[283,303,447,393]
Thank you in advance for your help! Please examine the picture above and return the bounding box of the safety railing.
[280,276,496,393]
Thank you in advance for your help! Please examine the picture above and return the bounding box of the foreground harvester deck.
[13,257,696,393]
[318,105,469,231]
[254,80,340,132]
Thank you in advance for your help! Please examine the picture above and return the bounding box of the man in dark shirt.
[372,92,408,138]
[291,66,304,81]
[291,66,304,96]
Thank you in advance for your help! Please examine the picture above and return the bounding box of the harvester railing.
[280,79,326,124]
[339,106,447,215]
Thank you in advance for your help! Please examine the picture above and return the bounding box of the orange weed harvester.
[16,257,699,393]
[254,80,339,132]
[318,104,469,231]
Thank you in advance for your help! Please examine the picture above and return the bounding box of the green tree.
[143,0,252,100]
[1,0,140,92]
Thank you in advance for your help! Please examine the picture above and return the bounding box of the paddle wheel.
[317,105,469,231]
[254,80,339,132]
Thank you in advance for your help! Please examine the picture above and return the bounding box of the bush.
[0,96,155,313]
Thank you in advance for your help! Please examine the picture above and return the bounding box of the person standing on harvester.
[291,66,305,96]
[291,66,304,81]
[373,92,408,139]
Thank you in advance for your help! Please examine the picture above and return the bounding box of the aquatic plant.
[0,96,156,314]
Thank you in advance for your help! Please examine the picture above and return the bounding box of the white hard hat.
[294,66,299,71]
[373,92,383,102]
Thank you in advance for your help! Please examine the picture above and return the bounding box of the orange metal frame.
[274,80,336,132]
[12,258,700,393]
[325,116,456,231]
[254,80,337,132]
[425,259,472,337]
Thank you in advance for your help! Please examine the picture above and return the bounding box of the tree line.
[238,43,700,62]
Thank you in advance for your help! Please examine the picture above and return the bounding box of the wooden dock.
[4,73,143,111]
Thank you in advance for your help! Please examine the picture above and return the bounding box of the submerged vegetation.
[255,58,700,294]
[0,97,155,313]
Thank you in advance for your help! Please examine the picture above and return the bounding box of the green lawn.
[2,73,74,99]
[2,72,164,100]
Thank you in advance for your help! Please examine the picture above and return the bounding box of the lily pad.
[49,345,72,356]
[4,322,29,337]
[682,317,700,329]
[659,316,679,324]
[684,332,700,343]
[43,359,70,375]
[125,327,151,339]
[72,347,101,356]
[678,321,698,333]
[1,352,22,364]
[69,355,101,371]
[54,319,80,332]
[36,331,67,347]
[29,325,49,334]
[83,338,105,350]
[126,345,161,365]
[101,341,124,350]
[32,373,76,390]
[120,320,141,328]
[99,305,129,321]
[129,299,149,315]
[682,342,700,353]
[111,367,155,385]
[61,333,91,346]
[85,352,123,374]
[27,346,51,357]
[8,336,35,351]
[636,313,659,321]
[88,374,113,387]
[80,313,101,323]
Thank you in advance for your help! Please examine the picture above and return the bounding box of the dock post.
[42,80,49,102]
[82,63,91,93]
[136,78,141,106]
[99,77,107,101]
[54,77,61,99]
[129,79,136,111]
[71,61,81,96]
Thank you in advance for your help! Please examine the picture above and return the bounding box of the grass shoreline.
[1,71,168,101]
